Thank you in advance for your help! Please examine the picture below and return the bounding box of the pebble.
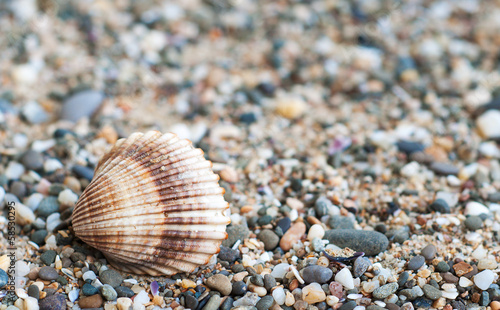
[478,259,498,270]
[396,140,424,154]
[22,101,48,124]
[428,199,450,213]
[271,263,290,279]
[72,165,94,181]
[279,222,306,251]
[203,294,222,310]
[430,162,459,175]
[301,265,333,284]
[79,294,104,308]
[185,294,199,309]
[436,261,450,272]
[115,286,135,298]
[206,274,232,295]
[372,282,398,299]
[335,267,354,290]
[39,293,66,310]
[422,284,442,300]
[100,284,118,301]
[272,287,286,305]
[453,261,473,277]
[31,229,48,245]
[258,229,280,250]
[100,269,123,288]
[307,224,325,241]
[324,229,389,256]
[264,274,277,291]
[474,270,495,290]
[232,281,248,296]
[37,197,60,218]
[218,245,240,263]
[315,196,333,217]
[277,217,292,233]
[399,286,424,300]
[464,216,483,231]
[302,282,327,303]
[40,250,57,265]
[133,290,149,305]
[117,297,133,310]
[0,269,8,288]
[256,295,275,310]
[24,296,39,310]
[82,283,99,296]
[464,201,490,216]
[477,110,500,138]
[407,255,425,270]
[38,266,59,281]
[420,244,437,260]
[338,301,357,310]
[61,90,104,122]
[353,257,371,278]
[222,224,250,248]
[5,162,25,180]
[27,284,39,299]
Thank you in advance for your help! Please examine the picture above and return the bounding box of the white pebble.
[335,267,354,290]
[479,141,500,158]
[474,270,495,290]
[58,189,78,206]
[32,139,56,152]
[5,162,25,180]
[400,161,420,177]
[92,278,103,288]
[26,193,44,210]
[45,235,57,250]
[348,294,363,299]
[272,287,286,305]
[46,213,61,232]
[15,261,30,277]
[477,110,500,139]
[289,209,298,221]
[16,288,28,298]
[459,277,473,287]
[307,224,325,241]
[353,307,366,310]
[83,271,97,281]
[24,296,39,310]
[271,263,290,278]
[68,288,80,302]
[446,175,461,187]
[465,201,490,216]
[13,133,29,149]
[302,282,326,303]
[134,290,150,305]
[16,203,36,225]
[326,295,339,306]
[117,297,133,310]
[44,158,63,173]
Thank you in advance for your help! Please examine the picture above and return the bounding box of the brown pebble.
[461,264,478,278]
[453,262,473,277]
[79,294,103,308]
[28,267,41,280]
[279,222,306,251]
[240,206,253,214]
[289,279,299,291]
[441,272,458,283]
[443,305,452,310]
[491,301,500,310]
[306,216,321,225]
[471,292,481,303]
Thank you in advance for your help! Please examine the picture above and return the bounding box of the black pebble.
[428,199,450,214]
[27,284,40,299]
[72,165,94,180]
[115,286,135,298]
[231,281,247,296]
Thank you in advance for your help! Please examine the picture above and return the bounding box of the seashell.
[72,131,230,276]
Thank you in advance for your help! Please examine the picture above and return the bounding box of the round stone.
[277,217,291,233]
[82,283,99,296]
[38,266,59,281]
[258,229,280,251]
[0,269,8,288]
[40,250,57,265]
[39,293,66,310]
[115,286,135,298]
[353,257,371,278]
[264,274,277,291]
[428,199,450,213]
[27,284,40,299]
[100,269,123,288]
[407,255,425,270]
[372,282,398,299]
[203,294,222,310]
[21,150,44,171]
[464,216,483,231]
[422,284,442,300]
[221,224,250,248]
[37,197,60,218]
[301,265,333,284]
[100,284,117,301]
[436,261,450,272]
[324,229,389,256]
[421,244,437,260]
[250,275,264,286]
[280,222,306,251]
[205,274,232,295]
[218,246,240,263]
[231,281,248,296]
[256,295,274,310]
[78,294,104,308]
[185,294,199,309]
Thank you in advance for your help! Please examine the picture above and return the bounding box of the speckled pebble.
[407,255,425,270]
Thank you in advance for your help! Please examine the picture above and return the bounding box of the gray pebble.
[218,246,240,263]
[422,284,442,300]
[250,275,264,286]
[39,293,66,310]
[37,197,60,218]
[301,265,333,284]
[328,215,355,230]
[264,274,276,291]
[202,294,221,310]
[372,282,398,299]
[399,286,424,300]
[61,90,104,122]
[464,216,483,231]
[28,284,40,299]
[40,250,57,265]
[338,301,357,310]
[31,229,48,245]
[185,294,199,309]
[115,286,134,298]
[256,295,274,310]
[21,101,49,124]
[421,244,437,260]
[100,284,117,301]
[397,271,409,287]
[324,229,389,256]
[353,256,371,278]
[258,229,280,251]
[220,296,234,310]
[99,269,123,288]
[430,162,459,175]
[10,181,27,199]
[222,224,250,248]
[38,266,59,281]
[315,196,333,217]
[407,255,425,270]
[231,281,247,296]
[436,261,450,272]
[21,150,44,170]
[72,165,94,181]
[82,283,99,296]
[366,306,386,310]
[428,199,450,213]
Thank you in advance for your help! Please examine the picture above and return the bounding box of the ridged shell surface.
[72,131,230,276]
